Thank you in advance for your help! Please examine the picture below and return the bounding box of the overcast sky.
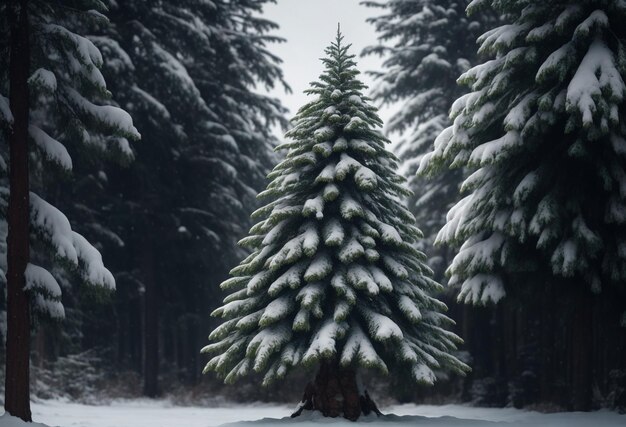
[261,0,391,126]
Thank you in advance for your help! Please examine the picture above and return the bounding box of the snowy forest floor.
[0,399,625,427]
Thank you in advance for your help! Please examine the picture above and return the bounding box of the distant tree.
[362,0,499,403]
[203,29,469,421]
[0,0,138,421]
[80,0,288,396]
[362,0,489,277]
[420,0,626,411]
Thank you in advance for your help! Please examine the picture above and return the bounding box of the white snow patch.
[1,399,622,427]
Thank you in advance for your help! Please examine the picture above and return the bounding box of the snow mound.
[218,412,496,426]
[0,414,57,427]
[219,409,626,427]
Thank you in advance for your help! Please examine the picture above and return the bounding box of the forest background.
[0,0,624,416]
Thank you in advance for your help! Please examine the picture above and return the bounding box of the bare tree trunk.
[492,303,507,405]
[4,0,31,421]
[142,238,159,397]
[571,284,593,411]
[291,360,381,421]
[540,280,555,405]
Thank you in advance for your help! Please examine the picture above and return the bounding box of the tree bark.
[492,303,507,406]
[539,280,555,405]
[571,283,593,411]
[4,0,32,421]
[291,360,381,421]
[142,238,159,397]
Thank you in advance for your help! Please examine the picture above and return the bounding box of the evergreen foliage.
[363,0,488,263]
[204,29,469,387]
[50,0,290,387]
[90,0,288,282]
[0,0,138,325]
[420,0,626,304]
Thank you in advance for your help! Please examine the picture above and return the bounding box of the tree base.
[291,361,382,421]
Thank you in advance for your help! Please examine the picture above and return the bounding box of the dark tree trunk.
[571,284,593,411]
[4,0,31,422]
[142,239,159,397]
[616,312,626,413]
[540,280,555,405]
[492,303,508,405]
[187,316,199,384]
[614,287,626,413]
[291,360,381,421]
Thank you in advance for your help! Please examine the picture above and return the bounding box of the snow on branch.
[456,273,506,305]
[30,192,115,290]
[42,24,107,90]
[65,87,141,139]
[28,68,57,92]
[566,40,625,126]
[29,125,72,171]
[24,263,65,319]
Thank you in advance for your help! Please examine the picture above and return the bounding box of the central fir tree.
[202,29,469,420]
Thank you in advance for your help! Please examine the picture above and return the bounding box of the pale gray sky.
[262,0,391,125]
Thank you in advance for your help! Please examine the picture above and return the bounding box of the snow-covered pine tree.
[362,1,487,278]
[0,0,138,420]
[203,28,469,421]
[363,1,503,403]
[419,0,626,410]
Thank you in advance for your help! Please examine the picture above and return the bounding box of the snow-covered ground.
[0,399,624,427]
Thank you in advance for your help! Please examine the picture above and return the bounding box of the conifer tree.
[83,0,288,395]
[203,29,469,421]
[0,0,138,420]
[363,0,489,273]
[420,0,626,410]
[362,2,501,402]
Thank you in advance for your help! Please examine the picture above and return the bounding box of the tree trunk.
[291,360,381,421]
[142,239,159,397]
[492,303,507,406]
[4,0,31,421]
[571,283,593,411]
[615,287,626,413]
[539,280,555,405]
